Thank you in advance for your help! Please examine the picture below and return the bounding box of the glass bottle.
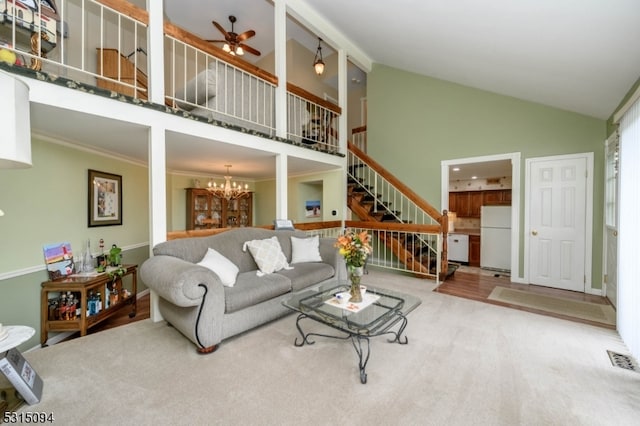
[83,239,95,273]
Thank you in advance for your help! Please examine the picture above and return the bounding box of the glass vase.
[349,266,364,303]
[83,239,95,273]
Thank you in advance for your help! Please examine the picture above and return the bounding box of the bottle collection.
[47,282,129,321]
[48,291,80,321]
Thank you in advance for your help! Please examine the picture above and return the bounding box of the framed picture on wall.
[305,200,321,218]
[88,169,122,227]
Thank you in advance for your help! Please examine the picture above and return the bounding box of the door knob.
[613,230,618,237]
[531,230,538,236]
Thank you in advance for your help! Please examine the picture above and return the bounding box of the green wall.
[0,139,150,350]
[367,64,606,287]
[254,169,344,226]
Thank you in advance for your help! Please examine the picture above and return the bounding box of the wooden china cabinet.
[186,188,252,230]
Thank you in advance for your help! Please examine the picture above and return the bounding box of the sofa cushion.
[290,235,322,264]
[242,236,292,276]
[197,248,239,287]
[174,67,216,111]
[224,271,291,313]
[276,263,335,292]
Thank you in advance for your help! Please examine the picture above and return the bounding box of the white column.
[274,0,287,138]
[275,154,288,220]
[148,125,166,322]
[147,0,165,105]
[337,48,349,224]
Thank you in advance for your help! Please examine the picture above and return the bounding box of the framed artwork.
[88,169,122,227]
[305,200,321,218]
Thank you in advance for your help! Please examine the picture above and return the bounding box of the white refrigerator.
[480,206,511,271]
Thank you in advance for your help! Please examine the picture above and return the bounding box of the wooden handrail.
[163,22,279,86]
[97,0,149,24]
[345,220,440,234]
[97,1,345,117]
[286,83,341,114]
[352,125,367,135]
[348,141,445,224]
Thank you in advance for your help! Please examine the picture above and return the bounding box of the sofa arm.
[139,255,225,307]
[318,237,348,281]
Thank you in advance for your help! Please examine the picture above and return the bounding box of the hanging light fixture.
[313,37,325,75]
[206,165,250,200]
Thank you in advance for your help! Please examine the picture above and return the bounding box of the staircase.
[96,48,149,100]
[347,142,452,280]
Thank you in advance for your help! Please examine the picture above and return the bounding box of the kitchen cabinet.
[469,192,483,217]
[186,188,252,230]
[449,191,483,218]
[449,189,512,217]
[483,189,512,205]
[469,235,481,267]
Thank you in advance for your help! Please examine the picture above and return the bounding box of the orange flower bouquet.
[335,229,372,302]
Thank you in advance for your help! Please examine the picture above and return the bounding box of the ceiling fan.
[207,15,261,57]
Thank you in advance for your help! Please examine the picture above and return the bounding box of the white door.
[527,155,589,292]
[604,135,619,306]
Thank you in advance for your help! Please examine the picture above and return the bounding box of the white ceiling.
[166,0,640,120]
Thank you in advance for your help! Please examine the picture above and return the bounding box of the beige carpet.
[7,269,639,425]
[488,287,617,326]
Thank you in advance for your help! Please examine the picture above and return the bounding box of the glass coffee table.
[282,282,421,384]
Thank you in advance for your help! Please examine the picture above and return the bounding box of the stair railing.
[348,142,449,279]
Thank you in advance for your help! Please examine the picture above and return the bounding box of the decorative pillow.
[242,236,292,276]
[197,248,239,287]
[174,67,216,110]
[290,235,322,264]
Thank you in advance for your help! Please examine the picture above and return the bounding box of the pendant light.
[313,37,325,76]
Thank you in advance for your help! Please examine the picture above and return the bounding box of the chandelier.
[206,165,250,200]
[313,37,325,75]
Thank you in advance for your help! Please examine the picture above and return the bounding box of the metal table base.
[292,311,409,384]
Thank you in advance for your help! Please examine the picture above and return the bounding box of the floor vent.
[607,350,639,372]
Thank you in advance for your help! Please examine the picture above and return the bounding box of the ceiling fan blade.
[239,43,261,57]
[212,20,229,38]
[205,39,227,43]
[236,30,256,43]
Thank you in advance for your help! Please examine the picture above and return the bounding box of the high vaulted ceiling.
[167,0,640,120]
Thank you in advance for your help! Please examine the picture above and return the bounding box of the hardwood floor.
[436,267,616,329]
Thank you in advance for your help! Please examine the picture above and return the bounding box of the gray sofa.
[140,228,346,353]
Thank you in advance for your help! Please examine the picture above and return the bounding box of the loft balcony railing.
[0,0,148,93]
[0,0,342,153]
[352,125,367,152]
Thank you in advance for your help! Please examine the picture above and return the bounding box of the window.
[605,135,619,228]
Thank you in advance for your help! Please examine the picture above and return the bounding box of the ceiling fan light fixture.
[235,46,244,56]
[223,43,231,53]
[313,37,325,75]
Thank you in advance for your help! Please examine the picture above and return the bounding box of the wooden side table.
[40,264,137,346]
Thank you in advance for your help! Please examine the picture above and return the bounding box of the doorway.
[524,153,594,293]
[441,152,521,282]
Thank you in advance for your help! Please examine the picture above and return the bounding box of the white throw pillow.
[197,248,239,287]
[290,235,322,264]
[242,236,292,276]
